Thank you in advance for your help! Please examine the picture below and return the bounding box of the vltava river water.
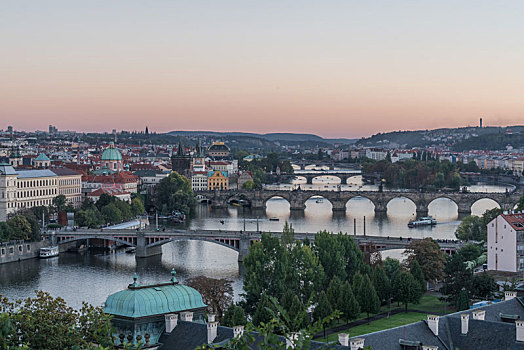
[0,176,510,309]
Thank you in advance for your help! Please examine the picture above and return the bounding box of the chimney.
[165,313,178,333]
[505,291,517,301]
[350,338,365,350]
[517,321,524,342]
[233,325,244,338]
[180,311,193,322]
[472,310,485,321]
[207,320,218,344]
[286,332,298,349]
[461,314,469,335]
[208,313,215,323]
[338,333,349,347]
[427,315,439,336]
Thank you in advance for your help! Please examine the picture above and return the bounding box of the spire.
[196,138,202,157]
[177,141,185,156]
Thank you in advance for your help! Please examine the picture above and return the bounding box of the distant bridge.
[195,189,522,216]
[54,229,463,261]
[289,170,361,184]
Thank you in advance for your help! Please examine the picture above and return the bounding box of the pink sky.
[2,1,524,138]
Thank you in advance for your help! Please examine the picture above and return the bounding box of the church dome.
[103,273,207,319]
[101,143,122,161]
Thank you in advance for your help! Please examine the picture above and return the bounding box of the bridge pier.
[136,232,163,258]
[374,202,387,214]
[238,234,251,262]
[331,200,347,212]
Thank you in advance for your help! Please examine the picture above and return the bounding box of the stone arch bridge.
[196,189,522,216]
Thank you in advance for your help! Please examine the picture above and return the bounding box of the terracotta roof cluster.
[84,171,139,184]
[87,187,130,197]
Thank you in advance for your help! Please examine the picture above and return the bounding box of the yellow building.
[207,171,228,190]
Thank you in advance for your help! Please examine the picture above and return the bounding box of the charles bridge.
[195,188,522,216]
[53,229,463,261]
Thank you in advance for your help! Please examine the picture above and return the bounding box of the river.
[0,176,509,309]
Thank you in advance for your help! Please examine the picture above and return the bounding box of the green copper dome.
[34,153,50,161]
[103,279,207,319]
[101,143,122,161]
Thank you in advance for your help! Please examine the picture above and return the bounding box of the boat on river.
[408,216,437,228]
[39,246,59,258]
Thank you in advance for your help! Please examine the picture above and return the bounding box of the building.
[237,171,253,189]
[33,153,51,168]
[191,171,208,191]
[87,187,131,203]
[207,170,228,190]
[83,172,139,197]
[171,141,191,177]
[207,142,230,158]
[488,212,524,272]
[51,168,83,207]
[97,142,124,174]
[134,170,169,195]
[103,270,207,348]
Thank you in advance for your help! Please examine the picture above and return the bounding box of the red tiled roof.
[502,213,524,231]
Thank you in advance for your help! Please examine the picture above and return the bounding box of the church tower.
[171,141,191,177]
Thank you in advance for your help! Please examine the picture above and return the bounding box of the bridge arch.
[385,195,417,216]
[427,196,459,218]
[224,193,253,207]
[345,195,376,213]
[471,198,501,216]
[148,237,240,252]
[57,235,137,247]
[303,194,334,212]
[310,174,342,184]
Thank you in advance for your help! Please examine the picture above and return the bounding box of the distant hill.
[357,125,524,150]
[166,131,356,146]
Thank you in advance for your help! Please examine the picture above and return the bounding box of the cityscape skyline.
[4,1,524,138]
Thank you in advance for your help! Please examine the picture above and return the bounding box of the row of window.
[59,178,81,185]
[17,188,57,198]
[0,244,31,257]
[17,179,57,188]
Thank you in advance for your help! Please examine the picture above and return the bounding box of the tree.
[457,289,470,311]
[7,216,32,241]
[96,193,115,211]
[409,260,426,293]
[455,215,483,241]
[326,276,343,310]
[0,291,113,350]
[353,273,380,322]
[154,172,196,215]
[312,292,332,338]
[457,243,483,262]
[339,281,360,324]
[441,253,473,306]
[185,276,233,321]
[252,293,273,326]
[372,265,391,304]
[383,257,401,281]
[131,197,145,216]
[52,194,67,212]
[222,305,247,327]
[101,203,122,224]
[392,270,422,312]
[281,221,295,247]
[241,180,255,191]
[404,238,445,282]
[471,272,497,300]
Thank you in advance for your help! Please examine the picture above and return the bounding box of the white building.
[487,212,524,272]
[0,163,83,221]
[191,171,208,191]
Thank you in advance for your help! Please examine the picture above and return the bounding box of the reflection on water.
[0,175,509,309]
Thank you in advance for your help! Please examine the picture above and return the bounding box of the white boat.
[408,216,437,228]
[40,246,59,258]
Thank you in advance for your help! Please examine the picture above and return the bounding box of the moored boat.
[40,246,59,258]
[408,216,437,228]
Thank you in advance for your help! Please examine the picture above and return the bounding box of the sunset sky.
[2,1,524,138]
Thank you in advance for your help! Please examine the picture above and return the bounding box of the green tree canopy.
[409,260,426,293]
[353,272,380,321]
[222,305,247,327]
[154,172,196,215]
[392,270,422,312]
[404,238,445,282]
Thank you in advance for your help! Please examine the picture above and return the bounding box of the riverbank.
[0,240,45,265]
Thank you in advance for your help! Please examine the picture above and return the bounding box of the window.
[26,244,30,251]
[18,245,22,252]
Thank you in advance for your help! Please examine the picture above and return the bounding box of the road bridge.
[291,170,361,184]
[53,229,463,261]
[195,189,522,216]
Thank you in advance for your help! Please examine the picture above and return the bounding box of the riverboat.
[408,216,437,228]
[39,246,59,258]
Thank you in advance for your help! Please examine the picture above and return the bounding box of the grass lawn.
[318,294,454,343]
[322,312,427,343]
